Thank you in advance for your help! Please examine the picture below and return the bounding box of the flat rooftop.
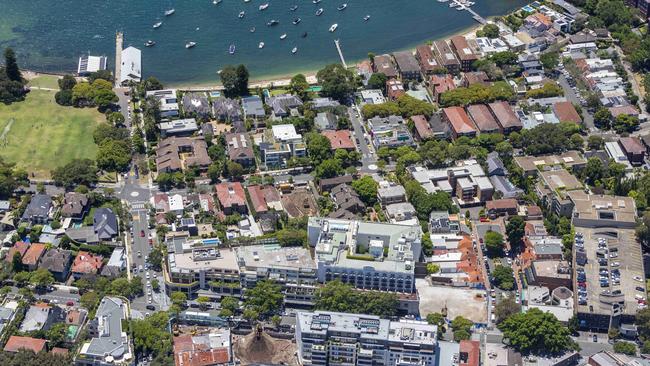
[168,247,239,273]
[539,169,583,192]
[236,244,316,270]
[568,191,636,226]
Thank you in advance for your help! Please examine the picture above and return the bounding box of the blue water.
[0,0,528,84]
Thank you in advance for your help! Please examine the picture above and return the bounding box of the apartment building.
[367,115,415,149]
[76,297,132,366]
[260,124,307,168]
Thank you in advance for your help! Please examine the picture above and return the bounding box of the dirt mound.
[234,331,298,366]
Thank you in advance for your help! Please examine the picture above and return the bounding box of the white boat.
[259,42,265,48]
[229,44,236,54]
[337,3,348,11]
[164,8,175,16]
[315,8,324,16]
[239,11,245,18]
[259,3,269,10]
[363,15,370,21]
[153,21,162,28]
[145,40,156,47]
[213,0,222,4]
[280,33,287,40]
[329,23,338,32]
[449,3,458,7]
[292,47,298,54]
[293,17,301,25]
[313,0,321,3]
[244,0,250,2]
[186,42,196,48]
[250,27,256,32]
[457,6,465,10]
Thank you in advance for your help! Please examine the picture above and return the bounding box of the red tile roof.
[215,182,246,210]
[71,251,103,275]
[322,130,355,150]
[609,105,639,118]
[459,340,480,366]
[450,36,478,62]
[430,74,456,96]
[416,45,438,72]
[5,241,29,263]
[4,336,47,353]
[411,115,433,139]
[443,107,477,136]
[466,104,501,133]
[173,335,230,366]
[22,243,46,266]
[620,137,645,155]
[486,198,518,211]
[50,347,69,356]
[488,101,522,130]
[553,101,582,124]
[247,185,268,214]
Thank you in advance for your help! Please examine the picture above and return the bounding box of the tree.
[306,133,333,165]
[88,69,113,83]
[51,159,98,188]
[426,263,440,274]
[594,107,613,128]
[130,311,173,358]
[506,216,525,251]
[4,48,21,82]
[220,64,249,98]
[315,158,343,179]
[484,231,505,256]
[151,278,160,292]
[478,23,500,38]
[29,268,54,288]
[426,313,446,328]
[236,64,250,96]
[97,139,132,172]
[197,296,210,309]
[540,52,559,72]
[494,296,520,323]
[58,74,77,91]
[225,161,244,180]
[314,280,399,317]
[148,247,163,271]
[11,251,23,273]
[587,135,604,150]
[367,73,388,91]
[207,162,223,183]
[93,124,130,145]
[451,316,473,341]
[613,341,636,355]
[499,308,577,355]
[244,280,283,318]
[492,265,515,291]
[276,229,308,247]
[316,64,356,102]
[80,291,99,310]
[220,296,239,317]
[13,271,30,286]
[46,322,68,347]
[613,114,639,133]
[351,176,379,205]
[289,74,310,100]
[54,89,73,106]
[170,291,187,308]
[143,77,164,91]
[107,112,125,126]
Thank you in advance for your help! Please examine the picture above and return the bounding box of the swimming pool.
[209,91,221,98]
[202,238,221,246]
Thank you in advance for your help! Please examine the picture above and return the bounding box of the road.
[557,74,595,130]
[348,105,377,172]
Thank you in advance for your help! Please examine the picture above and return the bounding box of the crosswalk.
[131,202,146,210]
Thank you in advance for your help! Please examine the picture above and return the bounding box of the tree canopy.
[439,81,514,107]
[484,231,505,256]
[492,265,515,291]
[316,63,356,102]
[499,308,577,355]
[244,280,284,319]
[351,175,379,205]
[314,280,399,318]
[51,159,98,188]
[220,64,249,97]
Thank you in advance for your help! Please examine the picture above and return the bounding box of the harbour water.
[0,0,528,85]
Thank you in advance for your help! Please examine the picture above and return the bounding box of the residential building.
[330,184,365,219]
[173,330,232,366]
[450,36,478,72]
[247,184,283,216]
[519,53,544,76]
[237,244,317,306]
[377,181,407,205]
[466,104,501,134]
[308,217,422,293]
[311,97,341,110]
[486,152,523,199]
[513,151,587,177]
[553,101,582,124]
[120,46,141,85]
[605,141,633,172]
[433,40,460,74]
[322,130,356,151]
[315,112,337,131]
[318,176,353,192]
[260,124,307,168]
[20,302,63,333]
[393,51,421,80]
[459,340,480,366]
[93,208,118,241]
[360,89,387,105]
[386,202,417,224]
[215,182,247,215]
[373,54,398,78]
[488,101,523,133]
[5,241,29,264]
[168,194,184,215]
[77,55,107,76]
[474,37,509,55]
[102,247,126,278]
[21,194,52,225]
[146,89,179,119]
[156,137,211,173]
[76,297,133,366]
[486,199,518,218]
[415,44,439,76]
[22,243,46,271]
[535,169,583,217]
[241,95,266,119]
[266,94,303,117]
[159,118,198,137]
[4,336,46,354]
[39,249,73,282]
[429,211,461,234]
[411,115,433,141]
[367,115,414,149]
[357,60,374,86]
[386,79,406,100]
[442,107,477,139]
[62,192,89,219]
[225,132,255,167]
[296,310,438,366]
[619,136,645,165]
[182,92,211,120]
[461,71,489,87]
[430,74,456,103]
[71,251,103,279]
[212,97,243,122]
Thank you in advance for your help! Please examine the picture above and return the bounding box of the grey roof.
[82,297,130,360]
[311,97,340,109]
[212,97,243,122]
[314,112,337,130]
[266,94,303,116]
[486,152,508,176]
[393,51,421,74]
[39,249,72,273]
[93,208,118,240]
[159,118,198,135]
[242,96,265,118]
[65,226,99,244]
[182,92,211,117]
[21,194,52,221]
[489,175,524,199]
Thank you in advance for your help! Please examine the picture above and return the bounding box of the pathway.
[0,118,14,142]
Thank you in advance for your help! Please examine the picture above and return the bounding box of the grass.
[27,75,61,90]
[0,89,103,179]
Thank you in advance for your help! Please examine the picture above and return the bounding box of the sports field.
[0,89,103,179]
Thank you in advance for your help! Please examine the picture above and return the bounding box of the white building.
[120,46,141,85]
[145,89,179,119]
[360,89,387,105]
[296,310,438,366]
[77,55,108,76]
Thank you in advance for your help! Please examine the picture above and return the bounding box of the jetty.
[334,39,348,69]
[115,32,123,87]
[447,0,486,24]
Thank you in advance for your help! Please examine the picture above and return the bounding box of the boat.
[315,8,324,16]
[292,47,298,54]
[259,3,269,10]
[457,6,465,10]
[250,27,256,32]
[337,3,348,11]
[186,42,196,48]
[239,11,245,18]
[195,27,200,31]
[164,8,175,16]
[153,21,163,28]
[313,0,322,3]
[290,5,298,11]
[229,44,236,54]
[145,40,156,47]
[293,18,301,25]
[363,15,371,21]
[301,32,308,38]
[280,33,287,39]
[267,19,279,26]
[259,42,265,48]
[329,23,338,32]
[213,0,222,4]
[244,0,250,2]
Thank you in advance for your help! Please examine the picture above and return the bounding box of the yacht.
[145,40,156,47]
[164,8,175,16]
[329,23,338,32]
[239,11,245,18]
[259,3,269,10]
[250,27,256,32]
[213,0,222,4]
[315,8,324,16]
[292,47,298,54]
[363,15,371,21]
[293,18,301,25]
[267,19,279,26]
[229,44,236,54]
[185,42,196,48]
[337,3,348,11]
[259,42,265,49]
[313,0,321,3]
[290,5,298,11]
[280,33,287,40]
[153,21,163,29]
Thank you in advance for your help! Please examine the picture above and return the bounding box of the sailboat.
[153,21,163,29]
[259,3,269,10]
[164,8,175,16]
[292,47,298,54]
[186,41,196,48]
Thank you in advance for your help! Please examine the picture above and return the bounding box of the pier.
[446,0,487,24]
[334,39,348,69]
[115,32,123,87]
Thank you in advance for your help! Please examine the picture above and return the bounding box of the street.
[557,74,595,130]
[348,106,378,172]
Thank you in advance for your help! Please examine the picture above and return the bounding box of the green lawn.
[0,89,103,179]
[27,74,62,90]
